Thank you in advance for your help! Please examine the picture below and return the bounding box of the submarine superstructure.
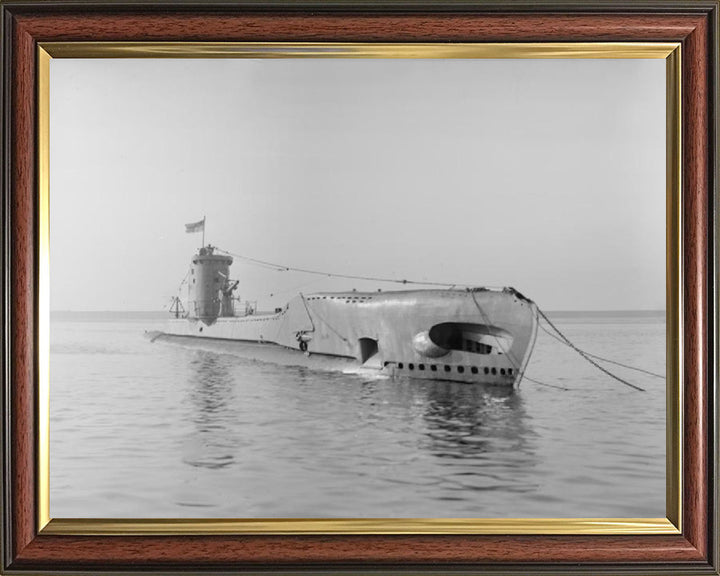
[153,245,539,386]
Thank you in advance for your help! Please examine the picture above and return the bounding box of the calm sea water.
[49,311,665,518]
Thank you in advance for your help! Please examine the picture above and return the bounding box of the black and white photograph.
[49,55,666,519]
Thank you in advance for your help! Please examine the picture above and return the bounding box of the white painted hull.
[153,288,538,386]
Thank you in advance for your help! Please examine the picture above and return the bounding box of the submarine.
[151,244,539,386]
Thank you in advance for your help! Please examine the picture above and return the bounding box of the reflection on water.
[182,352,238,470]
[49,314,666,518]
[418,381,536,497]
[422,382,526,456]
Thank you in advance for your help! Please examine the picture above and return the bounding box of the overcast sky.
[49,57,665,312]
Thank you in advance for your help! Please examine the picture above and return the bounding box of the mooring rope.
[520,374,572,391]
[470,291,654,392]
[536,309,646,392]
[537,322,665,379]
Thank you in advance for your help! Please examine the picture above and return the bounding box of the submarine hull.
[155,288,538,386]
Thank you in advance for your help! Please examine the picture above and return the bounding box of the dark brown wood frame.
[1,1,717,574]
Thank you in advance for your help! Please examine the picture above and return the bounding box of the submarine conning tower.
[188,245,234,324]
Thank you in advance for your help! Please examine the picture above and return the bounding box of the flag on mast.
[185,218,205,233]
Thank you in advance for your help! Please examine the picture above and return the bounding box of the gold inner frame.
[36,41,682,536]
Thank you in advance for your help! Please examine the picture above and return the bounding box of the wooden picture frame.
[1,1,717,574]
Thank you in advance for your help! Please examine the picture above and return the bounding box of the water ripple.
[50,314,665,518]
